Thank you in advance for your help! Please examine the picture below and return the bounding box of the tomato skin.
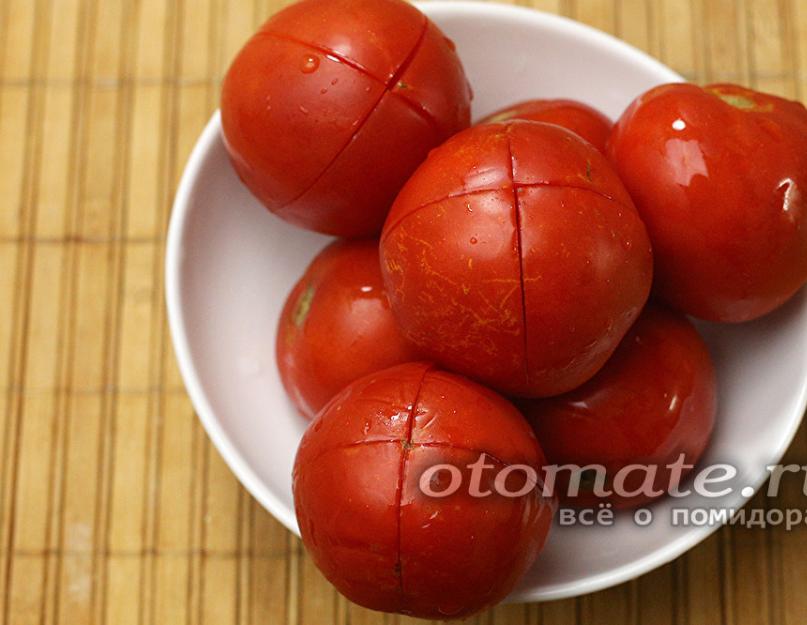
[519,304,717,508]
[380,121,653,397]
[607,83,807,322]
[479,99,612,152]
[276,240,421,419]
[221,0,471,238]
[293,362,554,619]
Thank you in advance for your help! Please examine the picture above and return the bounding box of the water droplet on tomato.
[438,602,463,617]
[320,88,328,95]
[331,77,339,85]
[301,55,319,73]
[470,237,478,245]
[777,177,802,222]
[299,105,310,115]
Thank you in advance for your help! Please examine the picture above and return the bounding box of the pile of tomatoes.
[221,0,807,618]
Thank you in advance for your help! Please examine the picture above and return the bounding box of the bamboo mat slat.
[0,1,805,624]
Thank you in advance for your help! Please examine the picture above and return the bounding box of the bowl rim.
[165,0,807,602]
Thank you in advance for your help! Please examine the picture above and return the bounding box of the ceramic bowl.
[166,0,807,601]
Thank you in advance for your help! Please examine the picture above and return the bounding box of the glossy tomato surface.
[520,304,717,508]
[380,121,653,397]
[221,0,471,238]
[607,83,807,322]
[276,240,420,419]
[293,362,554,619]
[479,99,612,152]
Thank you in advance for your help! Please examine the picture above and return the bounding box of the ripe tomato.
[276,240,420,419]
[293,362,554,619]
[380,121,653,397]
[519,304,717,508]
[607,83,807,322]
[221,0,471,238]
[479,99,612,152]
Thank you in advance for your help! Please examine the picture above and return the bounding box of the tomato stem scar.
[293,284,316,327]
[708,88,758,111]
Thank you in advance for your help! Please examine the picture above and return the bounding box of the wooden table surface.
[1,0,806,623]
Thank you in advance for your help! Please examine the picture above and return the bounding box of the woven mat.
[1,0,805,623]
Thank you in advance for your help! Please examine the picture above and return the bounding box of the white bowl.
[166,0,807,602]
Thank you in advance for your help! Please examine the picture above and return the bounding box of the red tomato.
[276,240,420,419]
[519,304,717,508]
[293,362,554,619]
[479,99,612,152]
[607,83,807,322]
[221,0,472,238]
[380,121,653,397]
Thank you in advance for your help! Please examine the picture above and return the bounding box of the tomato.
[380,121,653,397]
[479,99,612,152]
[276,240,420,419]
[519,304,717,508]
[221,0,472,238]
[607,83,807,322]
[293,362,554,619]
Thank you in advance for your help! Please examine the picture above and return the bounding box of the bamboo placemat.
[1,0,805,623]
